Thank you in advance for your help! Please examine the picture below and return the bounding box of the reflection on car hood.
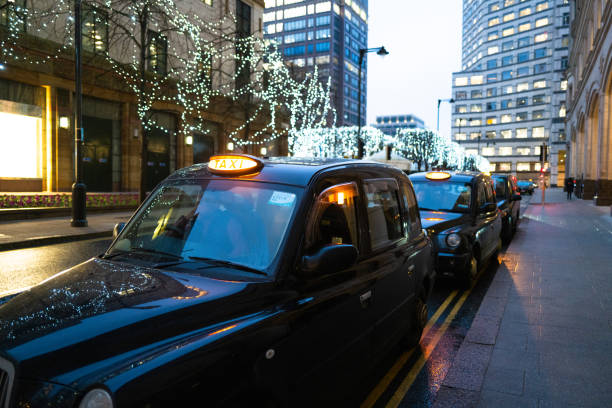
[0,258,278,385]
[420,210,466,232]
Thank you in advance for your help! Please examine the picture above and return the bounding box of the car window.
[412,181,472,213]
[305,182,360,253]
[363,179,403,250]
[400,181,422,238]
[477,183,487,208]
[494,178,507,201]
[485,180,495,203]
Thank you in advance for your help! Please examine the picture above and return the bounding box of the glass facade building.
[451,0,569,183]
[373,114,426,136]
[263,0,369,126]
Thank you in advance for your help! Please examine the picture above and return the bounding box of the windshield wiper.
[129,247,184,260]
[188,256,267,276]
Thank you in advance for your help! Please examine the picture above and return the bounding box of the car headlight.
[446,233,461,248]
[79,389,114,408]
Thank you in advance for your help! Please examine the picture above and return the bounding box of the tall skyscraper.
[451,0,570,184]
[263,0,369,126]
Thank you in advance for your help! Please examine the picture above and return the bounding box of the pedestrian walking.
[565,177,574,199]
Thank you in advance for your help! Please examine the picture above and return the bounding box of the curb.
[0,230,113,252]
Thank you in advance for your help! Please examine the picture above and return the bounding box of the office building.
[451,0,570,184]
[565,0,612,204]
[373,114,426,136]
[263,0,369,126]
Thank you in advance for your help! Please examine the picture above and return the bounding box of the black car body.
[409,171,502,286]
[492,174,521,243]
[516,180,535,195]
[0,156,435,408]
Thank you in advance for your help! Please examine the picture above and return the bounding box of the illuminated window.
[456,118,468,126]
[501,99,513,109]
[471,90,483,98]
[501,114,512,123]
[516,147,531,155]
[502,85,513,94]
[470,75,484,85]
[533,80,546,89]
[455,77,468,86]
[535,32,548,43]
[488,46,499,55]
[82,6,108,54]
[517,112,528,121]
[504,0,515,6]
[517,162,531,171]
[517,82,529,92]
[536,17,548,27]
[486,116,497,125]
[490,3,500,11]
[471,104,483,112]
[518,22,531,32]
[501,129,512,138]
[457,105,467,113]
[470,119,482,126]
[519,7,531,16]
[535,1,548,12]
[534,162,542,171]
[482,147,495,156]
[498,162,512,171]
[503,12,515,22]
[284,6,307,18]
[560,80,567,90]
[503,27,515,36]
[499,147,513,155]
[533,110,545,119]
[532,126,545,137]
[466,149,478,155]
[516,128,528,138]
[0,111,42,178]
[455,133,467,140]
[470,132,481,140]
[488,31,499,40]
[489,17,500,26]
[486,131,496,138]
[315,1,331,13]
[147,30,167,75]
[202,0,213,5]
[456,91,467,99]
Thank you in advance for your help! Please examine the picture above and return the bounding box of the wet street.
[0,198,532,406]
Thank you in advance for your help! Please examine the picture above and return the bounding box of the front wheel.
[403,290,428,348]
[460,253,478,288]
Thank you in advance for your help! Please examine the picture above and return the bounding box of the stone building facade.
[0,0,286,194]
[566,0,612,205]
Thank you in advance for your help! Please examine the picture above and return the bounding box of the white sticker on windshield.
[269,191,296,207]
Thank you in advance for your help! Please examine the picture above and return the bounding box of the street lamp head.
[449,98,455,103]
[377,46,389,56]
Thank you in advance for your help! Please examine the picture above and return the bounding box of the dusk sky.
[366,0,463,137]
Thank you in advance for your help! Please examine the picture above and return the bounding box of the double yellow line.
[361,287,473,408]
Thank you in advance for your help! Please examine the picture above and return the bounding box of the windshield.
[412,181,472,213]
[108,180,301,274]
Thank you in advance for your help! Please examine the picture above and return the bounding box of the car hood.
[0,258,281,385]
[420,210,468,233]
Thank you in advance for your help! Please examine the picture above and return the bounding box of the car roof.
[408,170,485,184]
[166,156,404,187]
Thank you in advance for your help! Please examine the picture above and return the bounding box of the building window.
[486,116,497,125]
[517,82,529,92]
[455,133,467,140]
[560,80,567,91]
[535,17,548,28]
[82,6,108,54]
[516,128,528,138]
[457,105,467,113]
[519,7,531,17]
[517,66,529,76]
[532,126,545,138]
[284,19,306,31]
[488,46,499,55]
[502,85,513,94]
[471,75,484,85]
[561,35,569,47]
[501,99,513,109]
[560,56,568,70]
[534,63,547,74]
[534,32,548,43]
[516,112,528,121]
[489,3,500,12]
[471,104,483,112]
[0,0,26,31]
[499,146,513,155]
[502,27,515,36]
[533,80,546,89]
[502,55,513,66]
[533,94,546,104]
[488,31,499,41]
[498,162,512,171]
[147,30,167,75]
[470,132,481,140]
[456,118,468,126]
[503,13,515,22]
[516,96,528,106]
[470,119,482,126]
[517,162,531,171]
[517,52,529,62]
[487,88,497,97]
[501,114,512,123]
[489,17,500,26]
[486,131,496,139]
[471,90,483,98]
[516,147,531,155]
[502,41,514,51]
[518,36,529,47]
[535,1,548,12]
[284,45,305,56]
[532,110,545,119]
[487,59,498,69]
[518,22,531,32]
[482,147,495,156]
[534,47,546,58]
[487,102,497,111]
[315,41,330,52]
[202,0,213,5]
[455,91,467,99]
[455,77,468,86]
[501,70,513,80]
[487,73,498,82]
[501,129,512,138]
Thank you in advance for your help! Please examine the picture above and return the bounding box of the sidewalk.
[434,188,612,407]
[0,211,134,251]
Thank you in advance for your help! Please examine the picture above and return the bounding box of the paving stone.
[442,342,492,391]
[482,367,525,396]
[477,390,538,408]
[432,386,479,408]
[465,315,501,345]
[488,348,539,373]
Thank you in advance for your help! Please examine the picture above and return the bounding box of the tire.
[403,289,428,348]
[512,211,519,234]
[459,252,478,289]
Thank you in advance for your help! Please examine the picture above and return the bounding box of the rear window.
[412,181,472,213]
[493,178,507,201]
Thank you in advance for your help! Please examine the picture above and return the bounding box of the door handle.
[359,290,372,308]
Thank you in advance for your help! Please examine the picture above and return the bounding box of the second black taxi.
[0,155,434,408]
[409,171,502,287]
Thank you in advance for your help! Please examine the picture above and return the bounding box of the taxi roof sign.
[208,154,263,175]
[425,171,451,180]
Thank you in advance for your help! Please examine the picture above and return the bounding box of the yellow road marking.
[360,290,459,408]
[385,289,471,408]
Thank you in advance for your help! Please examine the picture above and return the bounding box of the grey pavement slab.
[0,211,133,251]
[434,189,612,407]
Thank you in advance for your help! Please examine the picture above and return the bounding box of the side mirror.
[113,222,126,239]
[511,193,522,201]
[480,202,497,213]
[301,244,358,277]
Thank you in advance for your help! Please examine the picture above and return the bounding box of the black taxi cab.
[492,174,521,244]
[0,155,434,408]
[408,171,502,287]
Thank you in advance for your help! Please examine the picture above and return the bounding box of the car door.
[358,176,418,355]
[482,180,500,258]
[270,176,377,405]
[475,181,493,259]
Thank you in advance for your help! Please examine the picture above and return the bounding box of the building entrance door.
[83,115,112,192]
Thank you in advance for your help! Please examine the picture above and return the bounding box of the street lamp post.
[357,46,388,159]
[437,98,455,133]
[71,0,87,227]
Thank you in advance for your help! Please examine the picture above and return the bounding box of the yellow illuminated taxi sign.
[208,154,263,175]
[425,171,451,180]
